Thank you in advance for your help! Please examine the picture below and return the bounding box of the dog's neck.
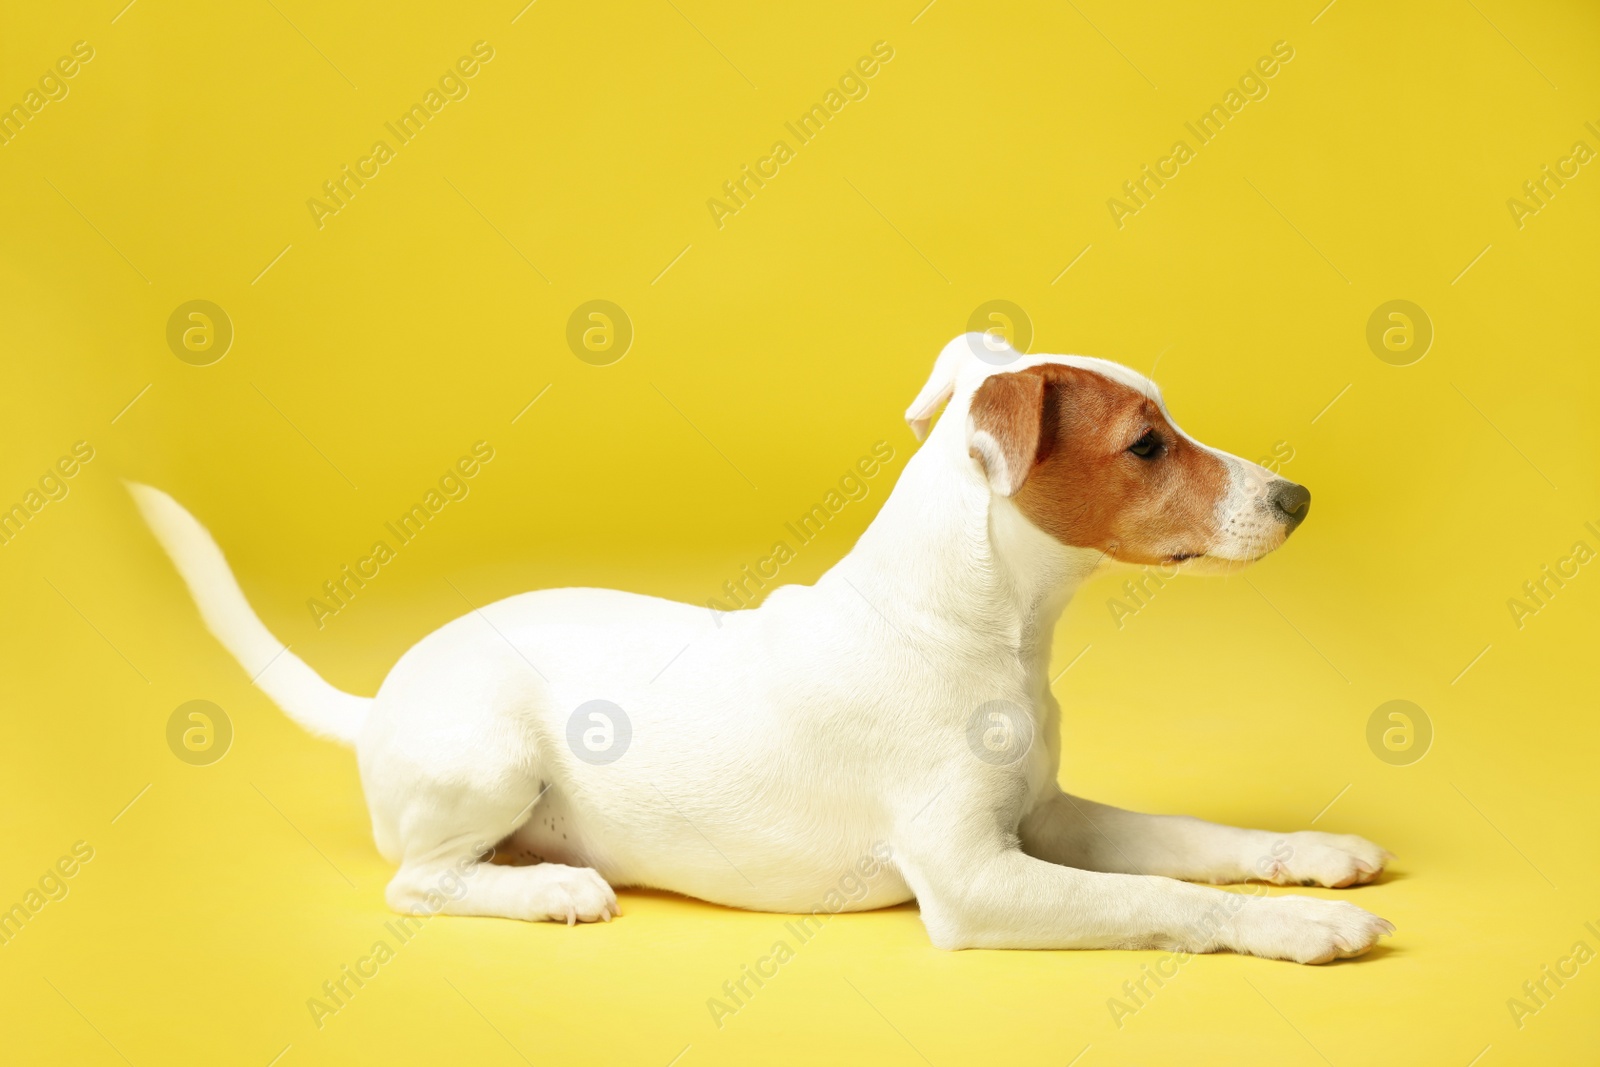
[825,413,1103,676]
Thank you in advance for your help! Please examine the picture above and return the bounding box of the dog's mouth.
[1165,551,1204,563]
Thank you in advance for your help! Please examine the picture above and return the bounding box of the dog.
[132,333,1393,963]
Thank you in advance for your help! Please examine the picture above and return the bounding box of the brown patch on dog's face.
[969,364,1231,565]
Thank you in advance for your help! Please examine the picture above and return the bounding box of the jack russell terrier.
[132,333,1393,964]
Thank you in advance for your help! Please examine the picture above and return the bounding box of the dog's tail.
[127,482,371,746]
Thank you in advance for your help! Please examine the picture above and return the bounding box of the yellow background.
[2,0,1597,1063]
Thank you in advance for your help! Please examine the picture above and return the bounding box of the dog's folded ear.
[967,369,1050,497]
[905,333,991,442]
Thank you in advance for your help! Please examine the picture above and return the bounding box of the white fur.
[129,483,370,742]
[131,334,1393,960]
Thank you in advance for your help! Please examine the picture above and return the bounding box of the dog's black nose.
[1268,481,1311,534]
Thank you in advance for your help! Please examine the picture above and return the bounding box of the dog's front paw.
[1262,832,1392,888]
[526,864,620,925]
[1226,894,1394,964]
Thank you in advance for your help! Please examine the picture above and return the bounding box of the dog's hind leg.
[382,776,618,925]
[1018,789,1390,888]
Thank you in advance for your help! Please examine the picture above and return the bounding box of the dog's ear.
[906,333,999,441]
[967,369,1050,497]
[904,344,959,442]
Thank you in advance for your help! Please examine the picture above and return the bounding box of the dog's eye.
[1128,431,1163,459]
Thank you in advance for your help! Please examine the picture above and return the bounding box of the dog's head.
[906,336,1308,569]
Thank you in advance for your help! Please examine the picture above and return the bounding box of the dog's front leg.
[895,787,1392,962]
[1017,789,1390,888]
